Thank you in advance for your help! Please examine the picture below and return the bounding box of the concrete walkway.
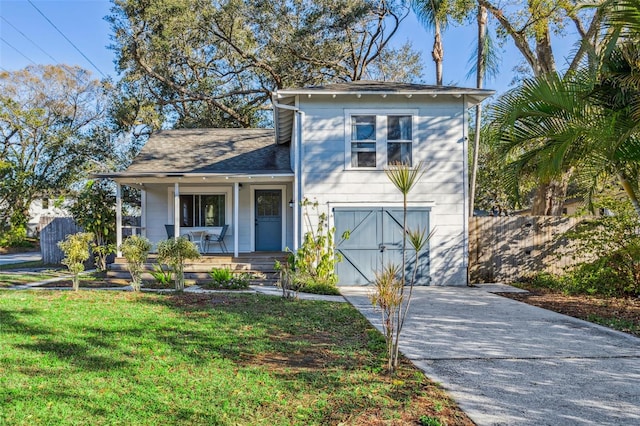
[341,285,640,426]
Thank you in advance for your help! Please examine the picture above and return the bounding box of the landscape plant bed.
[37,277,131,288]
[498,286,640,337]
[140,279,197,290]
[0,291,472,425]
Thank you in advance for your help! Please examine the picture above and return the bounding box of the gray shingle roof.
[124,128,291,175]
[276,80,495,96]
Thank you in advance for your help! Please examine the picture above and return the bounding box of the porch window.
[351,115,376,168]
[387,115,412,166]
[179,194,225,227]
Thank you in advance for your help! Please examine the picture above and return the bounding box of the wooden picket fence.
[469,216,585,284]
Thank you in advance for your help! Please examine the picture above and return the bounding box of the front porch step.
[107,270,281,285]
[108,253,286,286]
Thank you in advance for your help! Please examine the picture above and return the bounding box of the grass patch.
[0,272,130,289]
[0,291,471,425]
[0,270,65,287]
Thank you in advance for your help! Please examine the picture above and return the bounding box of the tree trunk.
[534,24,556,76]
[618,172,640,218]
[432,20,444,85]
[530,176,570,216]
[470,5,488,215]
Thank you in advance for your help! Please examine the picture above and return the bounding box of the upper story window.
[351,115,377,167]
[346,110,417,169]
[387,115,412,165]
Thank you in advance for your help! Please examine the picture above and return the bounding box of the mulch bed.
[497,287,640,337]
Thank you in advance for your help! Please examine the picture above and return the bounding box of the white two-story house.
[105,81,493,286]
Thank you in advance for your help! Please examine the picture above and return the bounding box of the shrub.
[419,415,443,426]
[562,197,640,297]
[295,277,341,295]
[0,225,28,248]
[156,237,200,291]
[150,264,173,286]
[522,261,631,297]
[521,272,562,290]
[206,267,250,290]
[58,232,93,291]
[119,235,151,291]
[274,199,344,298]
[69,180,117,271]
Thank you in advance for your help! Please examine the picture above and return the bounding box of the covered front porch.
[114,174,296,257]
[97,128,298,257]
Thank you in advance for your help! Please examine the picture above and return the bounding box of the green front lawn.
[0,291,470,425]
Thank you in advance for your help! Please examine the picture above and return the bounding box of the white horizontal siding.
[138,182,293,252]
[296,95,469,286]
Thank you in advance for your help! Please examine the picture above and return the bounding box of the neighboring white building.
[103,81,493,286]
[27,196,72,237]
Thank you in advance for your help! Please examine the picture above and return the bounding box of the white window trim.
[344,109,419,170]
[167,185,233,233]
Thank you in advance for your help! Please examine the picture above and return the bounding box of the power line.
[1,16,59,64]
[0,37,37,65]
[26,0,107,78]
[1,16,81,80]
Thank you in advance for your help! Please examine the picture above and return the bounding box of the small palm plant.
[370,162,435,373]
[58,232,94,291]
[120,235,152,291]
[156,237,200,291]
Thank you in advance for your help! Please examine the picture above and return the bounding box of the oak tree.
[108,0,422,130]
[0,65,112,240]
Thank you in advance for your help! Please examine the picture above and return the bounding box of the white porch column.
[233,182,239,257]
[140,188,147,237]
[293,111,304,252]
[116,183,123,256]
[174,182,180,239]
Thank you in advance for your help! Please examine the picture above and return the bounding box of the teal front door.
[255,190,282,251]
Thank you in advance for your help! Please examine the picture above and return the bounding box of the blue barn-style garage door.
[333,207,430,286]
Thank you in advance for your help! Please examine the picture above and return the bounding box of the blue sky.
[1,0,579,96]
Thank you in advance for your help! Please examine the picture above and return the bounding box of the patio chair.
[165,224,175,239]
[208,224,228,253]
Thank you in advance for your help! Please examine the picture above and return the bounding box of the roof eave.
[94,171,295,180]
[275,88,495,98]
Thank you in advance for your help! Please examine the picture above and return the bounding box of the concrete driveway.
[0,252,41,266]
[341,285,640,426]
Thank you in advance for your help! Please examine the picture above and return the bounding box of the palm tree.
[489,43,640,217]
[412,0,448,85]
[469,4,501,214]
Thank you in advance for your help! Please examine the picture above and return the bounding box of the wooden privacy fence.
[469,216,584,284]
[39,216,141,265]
[40,216,82,265]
